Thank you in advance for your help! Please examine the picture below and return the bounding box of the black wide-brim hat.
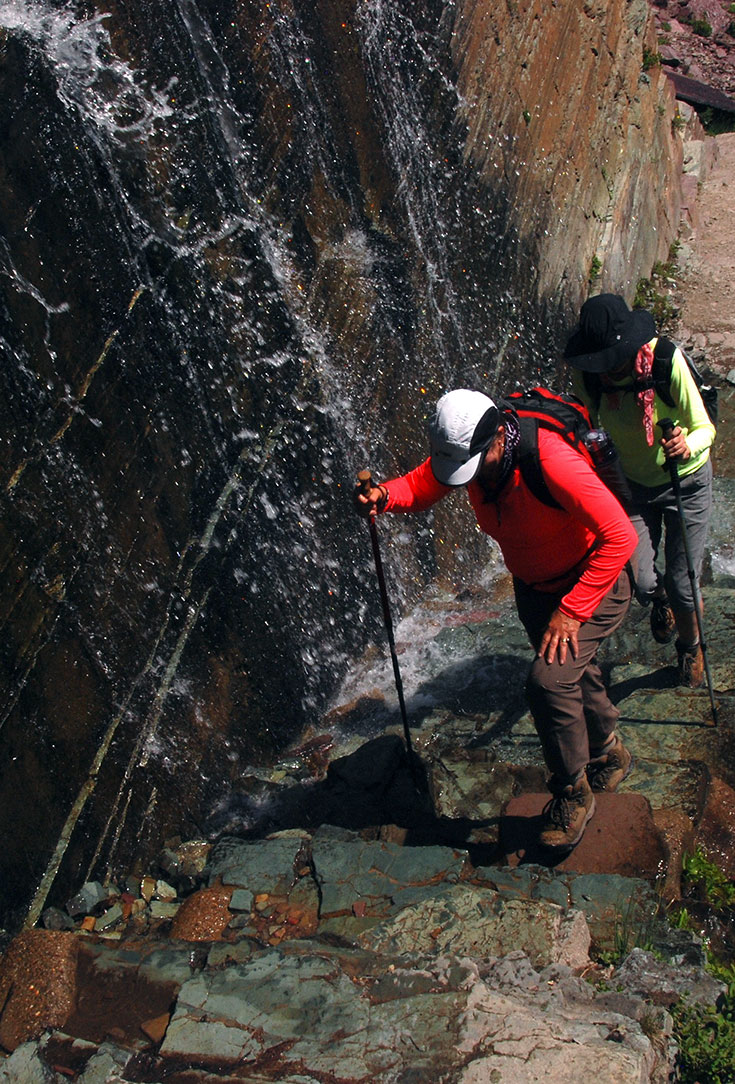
[564,293,657,373]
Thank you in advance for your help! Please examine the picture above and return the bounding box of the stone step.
[500,791,666,880]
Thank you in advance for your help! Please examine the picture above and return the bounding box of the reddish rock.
[500,792,666,879]
[54,940,186,1049]
[693,776,735,879]
[168,883,233,942]
[0,930,78,1052]
[653,807,696,901]
[141,1012,170,1045]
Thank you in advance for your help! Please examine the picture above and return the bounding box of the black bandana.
[479,410,520,499]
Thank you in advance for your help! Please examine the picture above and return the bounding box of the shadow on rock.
[499,812,570,870]
[351,652,530,748]
[205,733,501,860]
[608,664,679,704]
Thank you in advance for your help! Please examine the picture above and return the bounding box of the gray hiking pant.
[628,458,712,613]
[514,568,632,784]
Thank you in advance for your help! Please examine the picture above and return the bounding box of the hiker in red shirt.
[354,389,637,852]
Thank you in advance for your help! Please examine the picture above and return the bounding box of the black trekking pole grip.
[658,417,682,493]
[355,470,421,779]
[657,419,718,726]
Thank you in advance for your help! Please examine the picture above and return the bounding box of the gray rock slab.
[613,682,719,729]
[0,1041,63,1082]
[456,977,662,1083]
[615,946,726,1007]
[427,754,545,846]
[79,941,195,987]
[0,932,683,1083]
[228,888,254,913]
[473,864,671,958]
[622,755,708,819]
[358,884,591,970]
[161,947,471,1080]
[312,833,468,918]
[207,834,310,895]
[66,882,107,918]
[74,1044,135,1084]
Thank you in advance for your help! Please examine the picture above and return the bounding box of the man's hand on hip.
[539,609,581,664]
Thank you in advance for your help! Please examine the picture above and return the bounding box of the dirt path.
[677,132,735,373]
[675,131,735,477]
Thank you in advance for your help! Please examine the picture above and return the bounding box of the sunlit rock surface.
[0,0,704,931]
[0,827,705,1082]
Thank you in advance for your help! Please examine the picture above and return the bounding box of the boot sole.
[539,795,596,852]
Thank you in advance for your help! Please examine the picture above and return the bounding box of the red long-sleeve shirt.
[382,428,637,623]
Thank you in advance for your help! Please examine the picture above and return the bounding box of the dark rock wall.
[0,0,682,928]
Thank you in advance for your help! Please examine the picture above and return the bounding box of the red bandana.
[634,342,655,447]
[601,342,655,447]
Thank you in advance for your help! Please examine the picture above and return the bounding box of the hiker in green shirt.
[564,294,715,688]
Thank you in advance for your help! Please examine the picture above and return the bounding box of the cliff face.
[0,0,688,929]
[451,0,682,309]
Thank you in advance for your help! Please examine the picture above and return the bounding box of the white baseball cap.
[428,389,500,486]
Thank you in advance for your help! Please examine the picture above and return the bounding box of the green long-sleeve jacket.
[571,340,715,488]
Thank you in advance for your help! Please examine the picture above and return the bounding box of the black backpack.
[502,387,632,510]
[581,337,718,427]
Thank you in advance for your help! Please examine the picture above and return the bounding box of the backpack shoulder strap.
[652,337,676,408]
[652,337,717,425]
[516,416,562,509]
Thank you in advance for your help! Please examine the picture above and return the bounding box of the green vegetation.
[682,848,735,908]
[633,241,681,328]
[671,851,735,1082]
[671,953,735,1083]
[671,903,692,930]
[642,46,662,70]
[673,998,735,1084]
[522,109,531,126]
[633,282,678,327]
[697,106,735,135]
[593,896,661,967]
[691,16,713,36]
[672,108,687,133]
[583,852,735,1081]
[588,254,602,286]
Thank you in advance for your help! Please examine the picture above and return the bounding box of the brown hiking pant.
[514,568,632,784]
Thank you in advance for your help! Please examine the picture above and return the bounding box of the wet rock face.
[0,0,686,928]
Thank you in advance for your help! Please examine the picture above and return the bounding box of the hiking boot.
[538,775,596,852]
[650,597,676,645]
[677,640,704,689]
[586,735,634,792]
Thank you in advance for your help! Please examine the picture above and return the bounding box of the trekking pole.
[658,419,718,726]
[357,470,422,782]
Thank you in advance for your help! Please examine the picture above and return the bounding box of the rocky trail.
[3,498,735,1081]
